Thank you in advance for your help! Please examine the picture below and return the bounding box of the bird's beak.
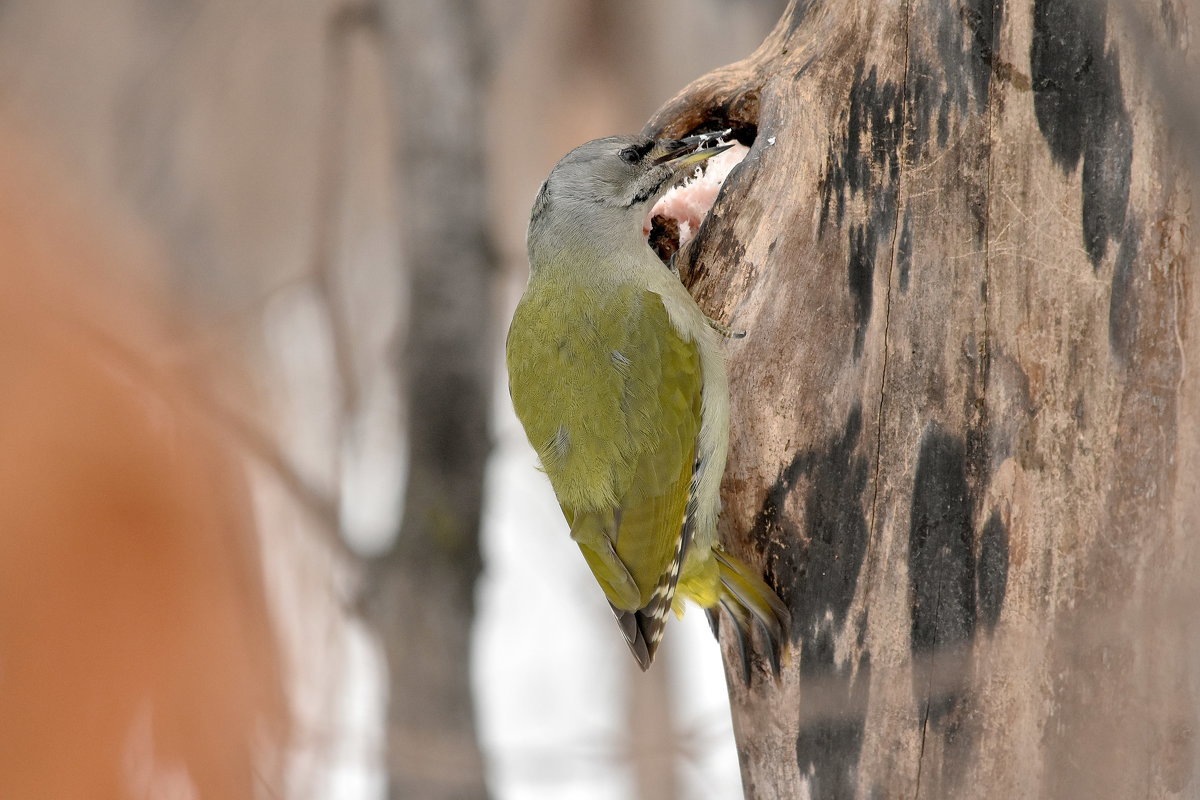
[652,129,735,168]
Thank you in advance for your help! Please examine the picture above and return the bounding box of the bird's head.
[528,132,733,258]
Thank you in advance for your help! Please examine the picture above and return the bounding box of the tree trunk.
[645,0,1198,797]
[364,1,493,798]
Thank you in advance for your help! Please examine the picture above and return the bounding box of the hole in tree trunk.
[645,124,757,264]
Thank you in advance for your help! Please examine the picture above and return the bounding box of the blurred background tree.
[0,1,782,798]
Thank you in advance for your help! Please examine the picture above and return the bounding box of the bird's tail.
[706,549,791,681]
[611,509,691,671]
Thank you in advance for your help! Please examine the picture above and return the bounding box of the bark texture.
[645,0,1199,797]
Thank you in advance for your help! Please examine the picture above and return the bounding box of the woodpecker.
[506,133,789,672]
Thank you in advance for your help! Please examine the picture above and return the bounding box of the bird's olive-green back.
[506,283,702,609]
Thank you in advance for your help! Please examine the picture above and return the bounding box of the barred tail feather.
[610,545,683,669]
[611,605,652,669]
[611,462,701,670]
[611,518,688,670]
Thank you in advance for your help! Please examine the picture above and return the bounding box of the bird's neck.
[527,206,656,287]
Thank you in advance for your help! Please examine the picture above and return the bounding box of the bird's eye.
[618,140,654,165]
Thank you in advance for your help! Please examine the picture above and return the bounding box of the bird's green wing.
[507,284,703,665]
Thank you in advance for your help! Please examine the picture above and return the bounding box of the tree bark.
[645,0,1198,797]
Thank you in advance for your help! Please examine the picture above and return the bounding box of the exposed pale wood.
[645,0,1199,797]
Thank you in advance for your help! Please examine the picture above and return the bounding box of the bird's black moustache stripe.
[630,174,670,206]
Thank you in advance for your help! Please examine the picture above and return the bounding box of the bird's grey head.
[530,133,724,221]
[527,133,732,264]
[534,135,679,213]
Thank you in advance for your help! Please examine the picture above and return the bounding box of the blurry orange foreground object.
[0,127,287,799]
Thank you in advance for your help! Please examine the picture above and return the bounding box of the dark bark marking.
[884,0,1003,295]
[913,29,961,159]
[794,647,871,800]
[897,209,913,292]
[907,0,1003,167]
[907,424,996,792]
[848,224,874,359]
[796,405,870,628]
[1030,0,1133,267]
[904,415,1020,792]
[907,57,938,164]
[937,90,953,149]
[963,0,1006,108]
[963,334,992,513]
[819,64,903,237]
[754,406,871,796]
[976,509,1008,630]
[818,63,906,358]
[759,406,869,635]
[1030,0,1106,168]
[909,426,976,652]
[908,425,975,719]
